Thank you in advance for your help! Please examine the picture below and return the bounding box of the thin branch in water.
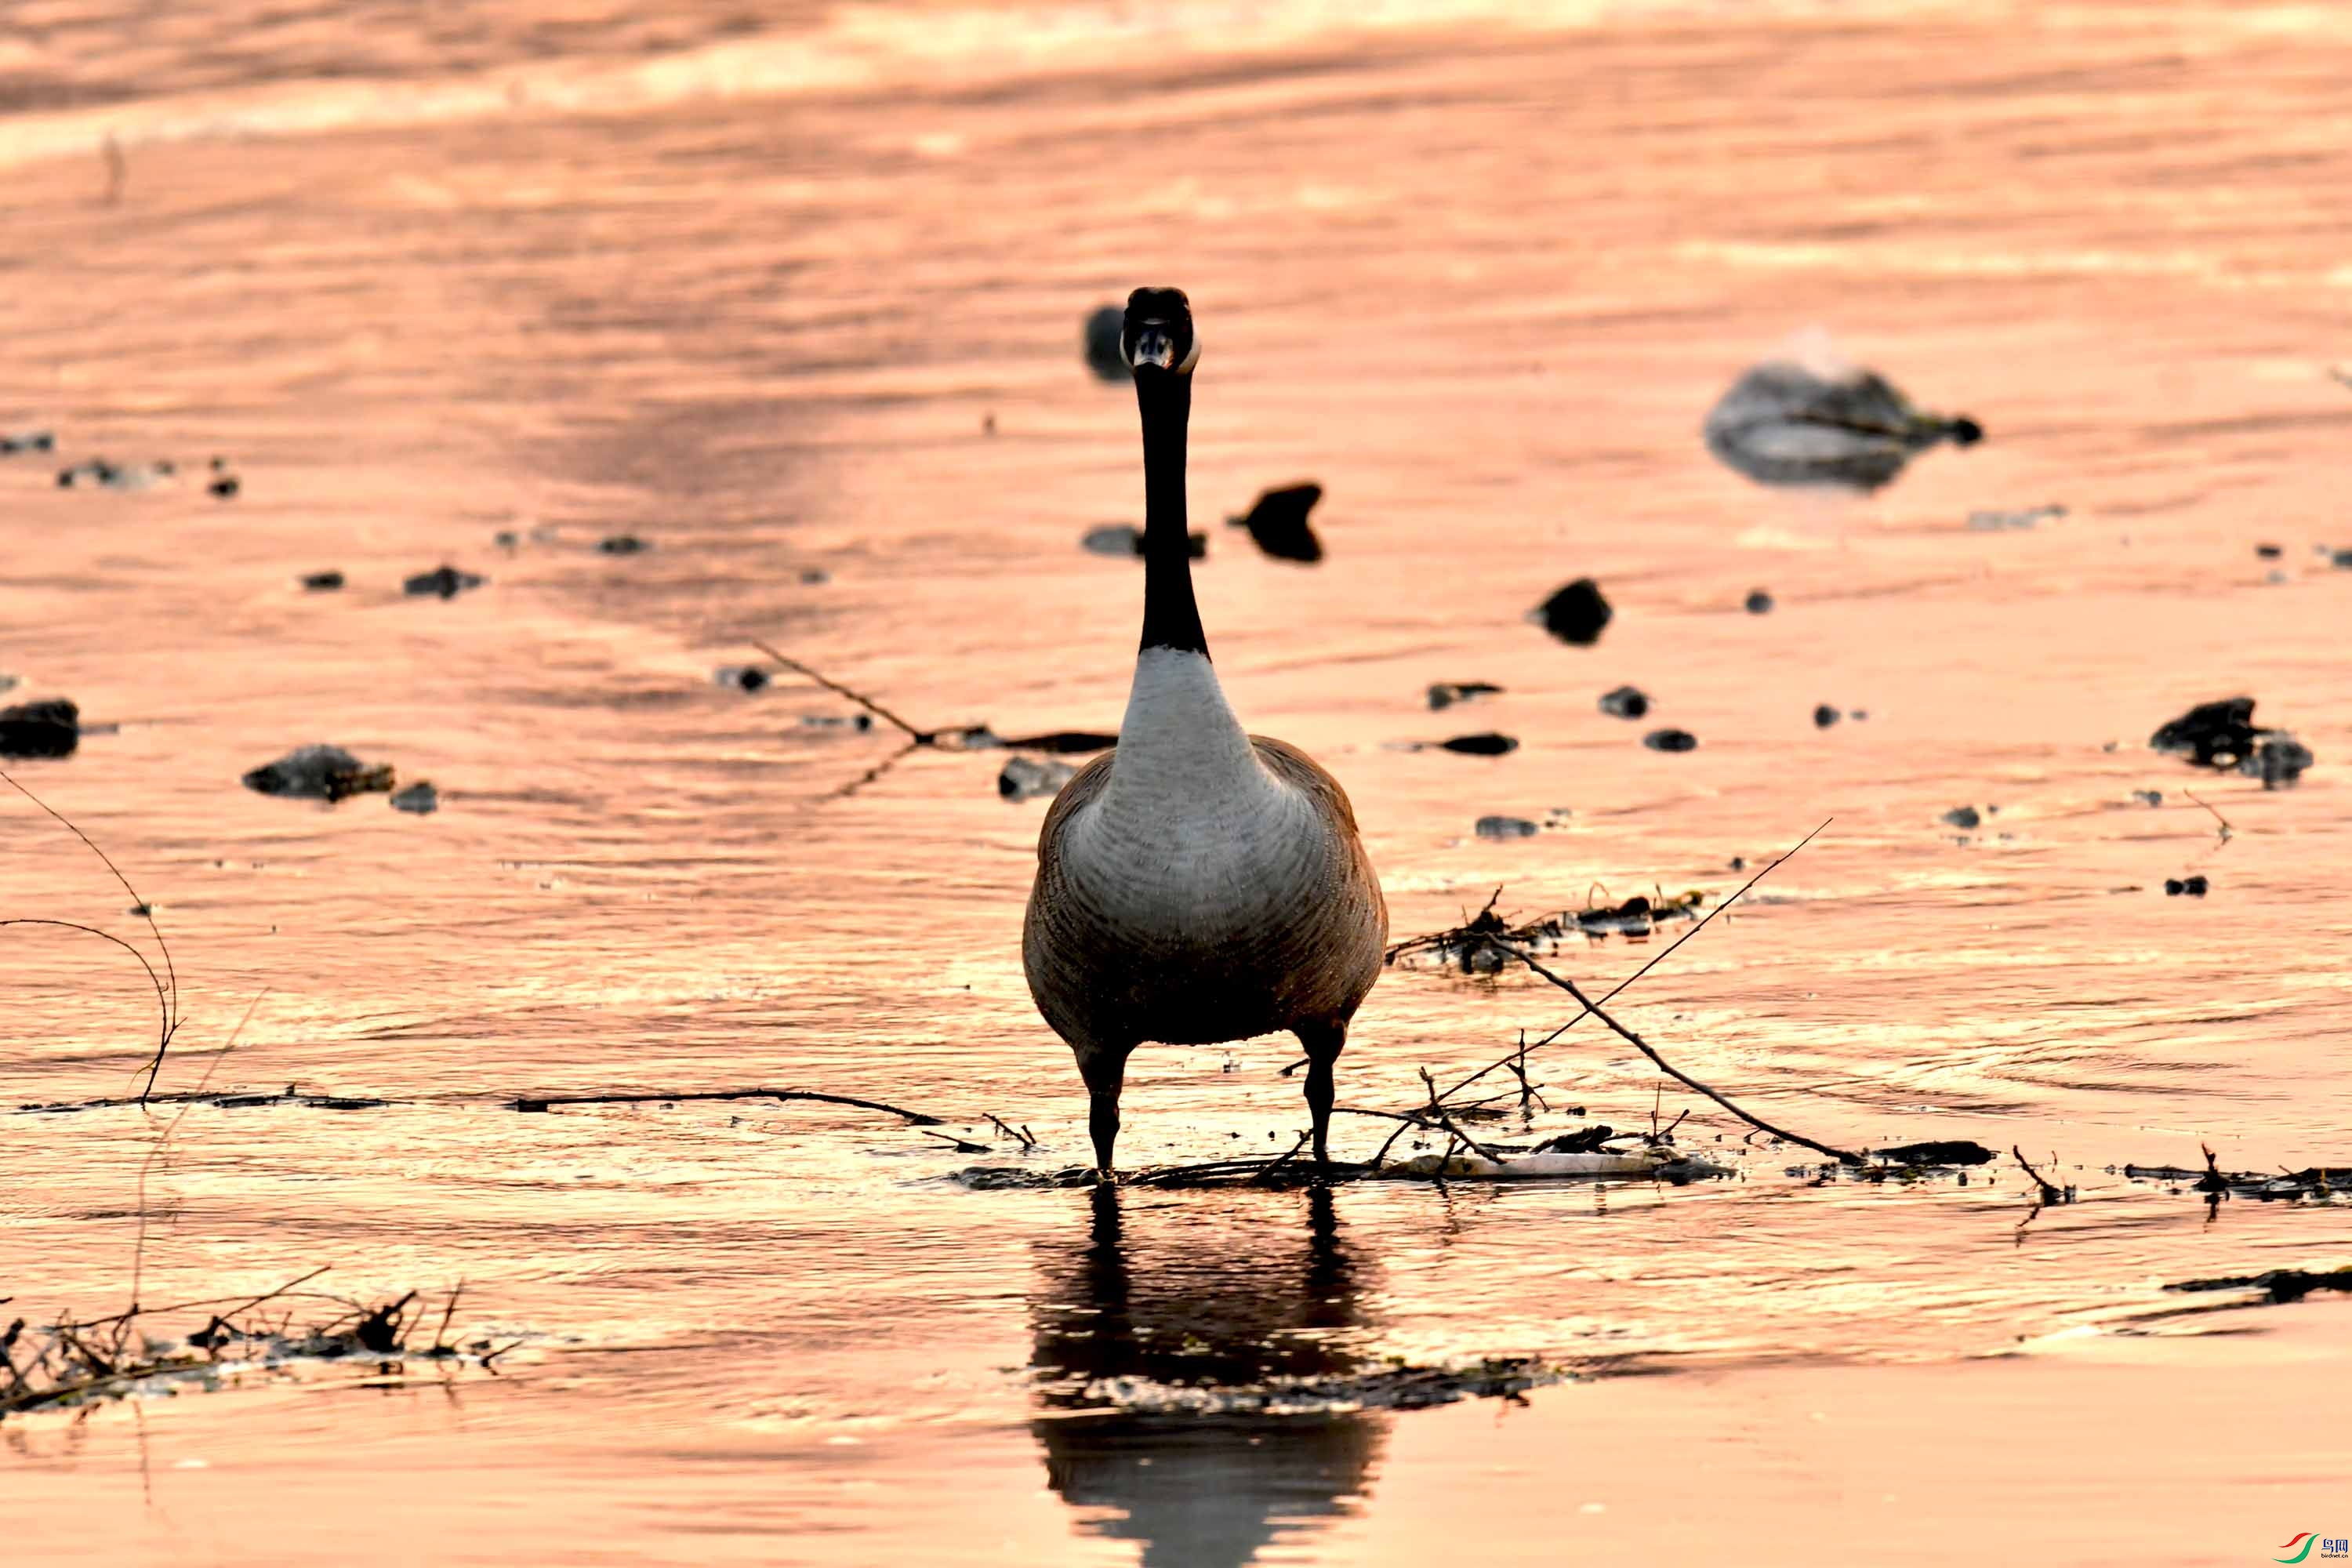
[750,641,931,741]
[2012,1145,2067,1207]
[2180,789,2233,841]
[1252,1131,1311,1183]
[1,767,180,1095]
[922,1128,991,1153]
[985,1112,1037,1151]
[510,1087,946,1126]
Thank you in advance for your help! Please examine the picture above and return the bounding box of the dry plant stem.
[1337,1105,1505,1163]
[511,1087,945,1125]
[2180,789,2233,840]
[0,768,181,1096]
[2012,1145,2065,1204]
[985,1112,1037,1150]
[1504,947,1866,1166]
[750,641,931,741]
[1436,818,1831,1105]
[131,989,268,1312]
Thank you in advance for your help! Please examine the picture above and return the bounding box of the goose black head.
[1123,287,1200,375]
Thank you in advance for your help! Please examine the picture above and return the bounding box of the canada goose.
[1024,288,1387,1176]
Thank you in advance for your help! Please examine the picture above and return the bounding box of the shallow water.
[5,2,2351,1562]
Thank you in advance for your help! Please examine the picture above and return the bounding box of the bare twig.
[2011,1145,2065,1206]
[921,1128,991,1153]
[2180,789,2233,841]
[750,641,931,740]
[985,1112,1037,1151]
[1253,1131,1311,1183]
[511,1087,945,1126]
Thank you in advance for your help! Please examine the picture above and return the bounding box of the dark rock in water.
[715,665,770,693]
[208,457,239,499]
[1642,728,1697,753]
[1744,589,1774,615]
[390,781,439,815]
[801,713,876,733]
[2256,543,2283,559]
[2332,548,2352,570]
[57,457,175,491]
[1229,483,1324,563]
[403,564,484,599]
[1000,755,1076,801]
[1941,805,1980,829]
[1,429,55,453]
[2164,875,2209,898]
[0,673,16,695]
[1475,815,1540,840]
[1704,358,1980,491]
[996,730,1118,755]
[300,570,345,591]
[1428,681,1503,710]
[1730,856,1746,871]
[1872,1140,1996,1167]
[1082,522,1204,559]
[0,698,79,759]
[1440,733,1519,757]
[1083,304,1129,382]
[2243,734,2314,789]
[597,534,649,555]
[493,529,521,550]
[2132,789,2163,806]
[1598,685,1650,720]
[2148,695,2292,771]
[1813,704,1841,728]
[799,567,830,585]
[1534,579,1612,645]
[241,745,395,803]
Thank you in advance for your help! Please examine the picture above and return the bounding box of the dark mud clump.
[1966,503,2065,532]
[2168,1267,2352,1305]
[1744,588,1774,614]
[300,570,345,592]
[2149,695,2314,787]
[1534,579,1612,645]
[1942,805,1981,830]
[0,698,79,760]
[1475,815,1539,840]
[403,564,485,600]
[1599,685,1650,720]
[1228,482,1324,563]
[1704,359,1980,491]
[1438,733,1518,757]
[1,429,56,453]
[1813,704,1842,728]
[2163,875,2209,897]
[390,781,439,815]
[1082,303,1129,382]
[1000,756,1076,801]
[1642,728,1697,753]
[1428,681,1502,710]
[1387,887,1706,970]
[207,457,239,499]
[57,458,176,491]
[1868,1140,1996,1167]
[1082,522,1204,559]
[597,534,649,555]
[241,745,395,802]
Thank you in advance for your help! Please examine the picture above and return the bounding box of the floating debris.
[1387,1146,1726,1182]
[1436,733,1518,757]
[1598,685,1650,720]
[1228,483,1323,563]
[1534,578,1612,645]
[299,570,344,592]
[390,781,440,815]
[403,564,484,600]
[1387,887,1708,971]
[207,456,239,499]
[0,674,16,695]
[1867,1140,1996,1167]
[1704,357,1980,491]
[1081,522,1204,558]
[1642,728,1697,753]
[1942,805,1981,830]
[2149,695,2313,786]
[1813,704,1841,728]
[800,567,830,585]
[597,534,649,555]
[0,698,79,760]
[1475,815,1540,840]
[1428,681,1502,710]
[2333,548,2352,571]
[1,429,55,453]
[2125,1150,2352,1203]
[2132,789,2163,806]
[715,665,770,693]
[1082,303,1128,381]
[56,458,175,491]
[2167,1268,2352,1305]
[241,745,395,803]
[1744,589,1774,614]
[1966,503,2065,532]
[2256,543,2283,559]
[801,713,877,732]
[1000,756,1076,801]
[2163,875,2209,897]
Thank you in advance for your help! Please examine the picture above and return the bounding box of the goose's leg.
[1294,1019,1348,1167]
[1076,1040,1135,1178]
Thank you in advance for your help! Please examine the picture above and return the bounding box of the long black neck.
[1135,368,1207,658]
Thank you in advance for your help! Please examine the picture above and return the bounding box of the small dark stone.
[1428,681,1503,710]
[2185,875,2209,895]
[1229,483,1324,564]
[209,474,239,499]
[1083,523,1204,559]
[1439,733,1519,757]
[1642,728,1697,753]
[1598,685,1650,720]
[1083,304,1130,382]
[597,534,649,555]
[716,666,770,693]
[241,744,395,802]
[0,429,54,453]
[799,568,830,584]
[1942,805,1981,829]
[2242,735,2313,789]
[1475,815,1540,840]
[492,529,520,550]
[2333,548,2352,570]
[1744,589,1774,615]
[1730,856,1746,871]
[2256,543,2283,559]
[1535,579,1612,645]
[0,698,79,759]
[403,564,484,599]
[1813,704,1841,728]
[2150,696,2260,767]
[390,781,439,815]
[1000,756,1076,801]
[2132,789,2162,806]
[300,570,345,591]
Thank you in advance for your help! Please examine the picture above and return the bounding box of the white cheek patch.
[1176,334,1202,372]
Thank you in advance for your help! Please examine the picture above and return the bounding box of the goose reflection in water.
[1029,1185,1385,1568]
